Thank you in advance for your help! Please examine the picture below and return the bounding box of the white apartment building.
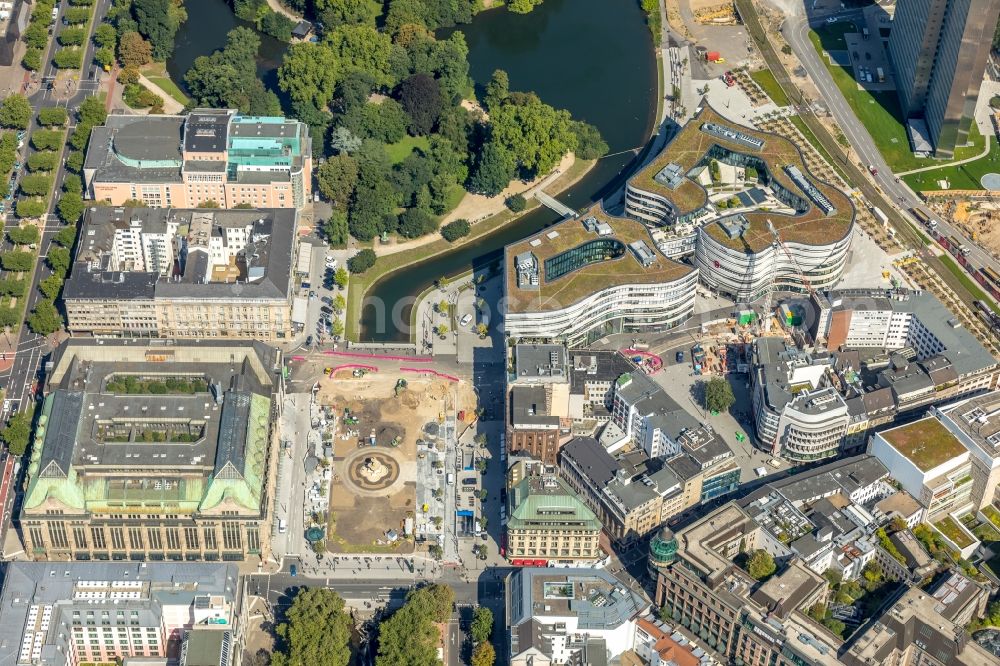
[608,371,700,459]
[750,337,849,461]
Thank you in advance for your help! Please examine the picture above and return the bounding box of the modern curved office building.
[625,106,854,301]
[503,206,697,346]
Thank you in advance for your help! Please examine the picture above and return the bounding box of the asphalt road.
[732,0,997,312]
[0,0,110,416]
[780,4,1000,284]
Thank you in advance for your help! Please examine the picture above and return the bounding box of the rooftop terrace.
[505,205,693,313]
[629,105,854,252]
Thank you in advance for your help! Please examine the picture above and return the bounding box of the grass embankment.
[141,63,190,106]
[750,69,789,106]
[937,254,999,312]
[345,157,595,341]
[809,25,984,172]
[903,137,1000,191]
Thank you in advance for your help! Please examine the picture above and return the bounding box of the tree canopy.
[704,377,736,413]
[272,588,352,666]
[185,28,281,115]
[376,584,454,666]
[0,95,32,130]
[747,549,776,580]
[131,0,186,60]
[0,410,32,456]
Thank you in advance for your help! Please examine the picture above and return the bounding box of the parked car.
[460,313,472,327]
[306,335,314,347]
[826,16,838,23]
[675,351,685,363]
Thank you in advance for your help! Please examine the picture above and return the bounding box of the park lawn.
[903,136,1000,192]
[750,69,789,106]
[808,30,985,172]
[385,135,430,164]
[938,254,1000,314]
[147,76,189,106]
[812,21,859,50]
[434,184,466,221]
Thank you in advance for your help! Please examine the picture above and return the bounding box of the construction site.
[313,367,476,554]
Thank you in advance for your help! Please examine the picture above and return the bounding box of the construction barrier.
[322,350,433,363]
[400,367,460,382]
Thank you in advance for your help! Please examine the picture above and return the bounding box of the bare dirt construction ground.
[944,200,1000,258]
[315,373,475,553]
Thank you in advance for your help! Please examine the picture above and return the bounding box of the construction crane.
[761,219,818,334]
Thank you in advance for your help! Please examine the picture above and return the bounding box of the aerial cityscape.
[3,0,1000,665]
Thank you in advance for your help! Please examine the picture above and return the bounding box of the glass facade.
[544,239,626,282]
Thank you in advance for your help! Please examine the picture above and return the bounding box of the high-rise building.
[888,0,1000,157]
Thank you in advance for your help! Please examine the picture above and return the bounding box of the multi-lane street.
[0,0,111,416]
[780,4,1000,279]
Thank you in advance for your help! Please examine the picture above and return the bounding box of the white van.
[278,519,287,533]
[447,472,455,485]
[51,7,58,21]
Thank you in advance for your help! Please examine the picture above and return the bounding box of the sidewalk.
[136,74,184,114]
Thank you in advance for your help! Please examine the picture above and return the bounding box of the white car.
[460,313,473,327]
[755,466,768,478]
[826,16,838,23]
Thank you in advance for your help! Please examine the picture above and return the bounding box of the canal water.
[168,0,658,342]
[364,0,658,340]
[167,0,287,96]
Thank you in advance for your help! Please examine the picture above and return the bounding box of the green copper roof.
[507,476,601,532]
[200,393,270,512]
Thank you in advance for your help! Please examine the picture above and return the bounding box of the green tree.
[53,49,84,70]
[471,642,495,666]
[332,293,346,313]
[747,549,776,580]
[37,107,68,127]
[570,120,608,159]
[326,24,395,88]
[59,27,87,46]
[27,300,62,336]
[19,174,52,197]
[185,28,281,115]
[27,151,58,172]
[506,193,526,212]
[470,606,493,644]
[62,173,83,194]
[376,585,454,666]
[7,225,40,246]
[39,274,63,300]
[79,95,108,127]
[31,130,64,151]
[278,42,340,113]
[53,225,79,248]
[397,207,437,238]
[331,318,345,337]
[316,0,381,27]
[0,410,33,456]
[469,142,515,196]
[323,211,350,248]
[704,376,735,413]
[58,192,86,224]
[347,248,376,273]
[0,95,32,130]
[334,267,349,289]
[316,154,359,208]
[271,588,352,666]
[484,69,509,112]
[399,73,443,135]
[16,199,47,220]
[507,0,544,13]
[441,219,470,242]
[489,94,576,175]
[132,0,185,60]
[48,246,72,277]
[258,10,295,41]
[95,46,116,69]
[94,23,118,49]
[118,31,153,68]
